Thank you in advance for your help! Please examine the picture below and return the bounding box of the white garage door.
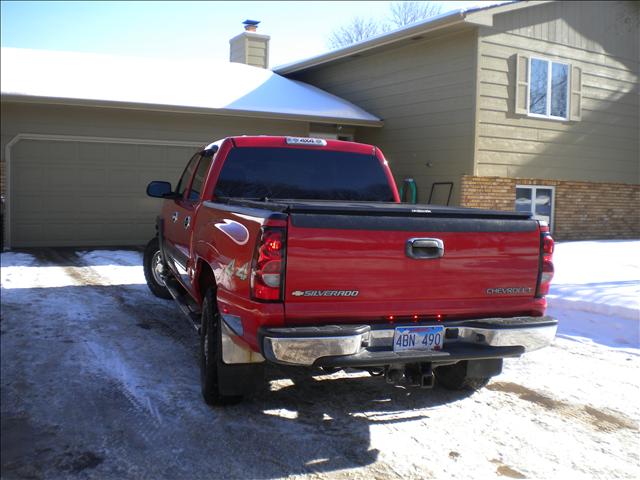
[10,138,200,247]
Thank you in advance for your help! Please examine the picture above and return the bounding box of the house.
[277,0,639,240]
[0,26,380,248]
[1,1,638,248]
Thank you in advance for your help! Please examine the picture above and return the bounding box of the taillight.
[251,227,285,301]
[536,226,555,297]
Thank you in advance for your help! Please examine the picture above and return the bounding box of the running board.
[163,276,201,332]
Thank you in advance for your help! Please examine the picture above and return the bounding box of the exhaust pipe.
[385,365,404,384]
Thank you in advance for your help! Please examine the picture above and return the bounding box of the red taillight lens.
[251,228,285,301]
[543,234,554,255]
[536,229,555,297]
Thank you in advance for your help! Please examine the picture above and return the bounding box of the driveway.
[1,248,638,479]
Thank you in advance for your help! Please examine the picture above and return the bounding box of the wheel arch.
[195,258,217,305]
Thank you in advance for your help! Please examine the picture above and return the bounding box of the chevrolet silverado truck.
[144,136,557,405]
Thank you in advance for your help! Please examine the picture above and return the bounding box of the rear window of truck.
[214,147,394,201]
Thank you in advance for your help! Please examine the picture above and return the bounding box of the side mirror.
[146,181,178,199]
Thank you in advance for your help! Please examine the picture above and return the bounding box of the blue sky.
[1,1,506,67]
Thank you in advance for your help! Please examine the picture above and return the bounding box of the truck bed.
[203,198,545,325]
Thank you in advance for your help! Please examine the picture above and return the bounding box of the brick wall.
[460,176,640,241]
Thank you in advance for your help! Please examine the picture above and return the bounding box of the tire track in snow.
[50,251,172,426]
[64,250,211,443]
[83,340,163,424]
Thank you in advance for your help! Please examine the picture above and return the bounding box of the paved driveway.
[1,249,638,479]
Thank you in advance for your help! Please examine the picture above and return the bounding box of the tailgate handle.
[406,238,444,259]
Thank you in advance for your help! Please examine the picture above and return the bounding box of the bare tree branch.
[327,2,442,49]
[327,17,383,49]
[388,1,442,28]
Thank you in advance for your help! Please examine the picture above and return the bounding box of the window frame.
[527,56,570,121]
[175,153,202,199]
[186,155,214,202]
[515,184,556,232]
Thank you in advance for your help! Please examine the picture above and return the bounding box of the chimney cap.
[243,19,260,27]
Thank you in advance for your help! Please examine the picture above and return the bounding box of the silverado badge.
[292,290,359,297]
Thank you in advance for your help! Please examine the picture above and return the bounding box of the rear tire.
[200,288,243,406]
[143,237,172,299]
[435,361,491,391]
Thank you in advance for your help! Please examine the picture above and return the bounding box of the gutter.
[0,94,384,128]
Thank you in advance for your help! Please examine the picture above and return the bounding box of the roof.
[275,1,538,75]
[0,47,381,126]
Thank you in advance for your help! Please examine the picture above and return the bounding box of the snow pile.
[548,241,640,319]
[547,240,640,349]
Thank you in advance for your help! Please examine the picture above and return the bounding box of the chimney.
[229,19,270,69]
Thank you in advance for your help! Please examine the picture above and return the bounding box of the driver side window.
[176,153,201,197]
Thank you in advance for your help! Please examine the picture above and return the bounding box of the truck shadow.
[219,366,475,477]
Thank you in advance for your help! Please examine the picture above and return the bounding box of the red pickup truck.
[144,136,557,405]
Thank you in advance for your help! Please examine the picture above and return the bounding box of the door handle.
[172,211,179,223]
[184,216,191,229]
[406,238,444,259]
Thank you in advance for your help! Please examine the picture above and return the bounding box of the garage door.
[10,138,200,247]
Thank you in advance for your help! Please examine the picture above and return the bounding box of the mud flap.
[217,363,265,396]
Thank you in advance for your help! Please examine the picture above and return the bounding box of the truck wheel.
[143,237,172,299]
[435,361,491,391]
[200,288,243,405]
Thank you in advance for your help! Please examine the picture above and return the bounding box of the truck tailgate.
[284,208,541,323]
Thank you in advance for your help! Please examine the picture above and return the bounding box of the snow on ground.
[0,250,145,289]
[547,240,640,349]
[1,241,639,479]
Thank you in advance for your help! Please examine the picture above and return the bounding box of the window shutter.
[569,65,583,121]
[515,53,529,115]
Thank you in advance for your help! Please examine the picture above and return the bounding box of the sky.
[1,1,507,67]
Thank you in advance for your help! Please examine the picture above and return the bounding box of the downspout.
[3,134,22,250]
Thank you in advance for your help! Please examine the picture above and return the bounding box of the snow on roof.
[0,47,381,125]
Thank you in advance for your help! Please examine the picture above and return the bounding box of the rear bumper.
[259,316,557,367]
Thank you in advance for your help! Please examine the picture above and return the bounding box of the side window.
[515,185,555,231]
[176,153,201,197]
[529,58,569,119]
[515,54,582,121]
[188,156,213,201]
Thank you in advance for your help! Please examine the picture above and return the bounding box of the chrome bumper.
[261,316,557,366]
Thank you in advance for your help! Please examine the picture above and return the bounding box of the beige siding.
[246,37,269,68]
[1,103,308,150]
[292,29,478,205]
[1,103,308,247]
[475,1,639,183]
[229,33,269,68]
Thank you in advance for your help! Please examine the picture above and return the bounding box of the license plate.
[393,326,445,352]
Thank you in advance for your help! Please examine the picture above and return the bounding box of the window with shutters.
[528,58,569,120]
[514,54,582,121]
